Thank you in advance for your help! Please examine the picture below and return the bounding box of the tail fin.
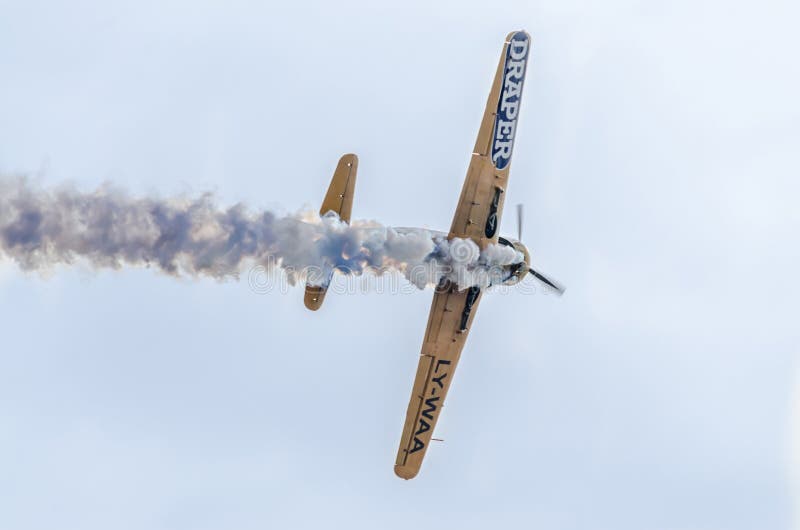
[304,153,358,311]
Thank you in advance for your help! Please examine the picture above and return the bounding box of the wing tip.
[505,29,531,42]
[338,153,358,167]
[394,464,419,480]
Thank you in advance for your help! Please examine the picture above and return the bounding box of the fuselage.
[393,227,530,287]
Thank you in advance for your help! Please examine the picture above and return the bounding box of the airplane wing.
[449,30,531,244]
[394,282,482,479]
[394,31,531,479]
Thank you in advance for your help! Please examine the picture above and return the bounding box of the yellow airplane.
[305,30,563,479]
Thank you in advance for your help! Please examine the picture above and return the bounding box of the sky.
[1,1,799,529]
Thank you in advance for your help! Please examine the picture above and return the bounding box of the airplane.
[304,30,563,479]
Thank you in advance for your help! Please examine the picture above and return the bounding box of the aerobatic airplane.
[304,30,563,479]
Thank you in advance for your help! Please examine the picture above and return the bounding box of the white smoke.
[0,178,523,290]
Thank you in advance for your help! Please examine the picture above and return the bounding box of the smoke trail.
[0,178,523,289]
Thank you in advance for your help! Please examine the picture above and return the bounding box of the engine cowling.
[497,237,530,286]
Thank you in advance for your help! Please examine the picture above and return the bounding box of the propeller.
[528,268,565,295]
[516,203,565,295]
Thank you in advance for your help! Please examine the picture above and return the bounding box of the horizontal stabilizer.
[304,153,358,311]
[304,285,327,311]
[320,153,358,223]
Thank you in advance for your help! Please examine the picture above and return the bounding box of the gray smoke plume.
[0,178,523,289]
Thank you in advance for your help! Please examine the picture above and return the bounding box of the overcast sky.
[1,1,798,529]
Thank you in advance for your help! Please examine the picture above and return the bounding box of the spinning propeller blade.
[516,202,565,295]
[528,268,565,295]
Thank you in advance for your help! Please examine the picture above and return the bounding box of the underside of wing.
[449,31,531,246]
[394,30,532,480]
[394,282,483,480]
